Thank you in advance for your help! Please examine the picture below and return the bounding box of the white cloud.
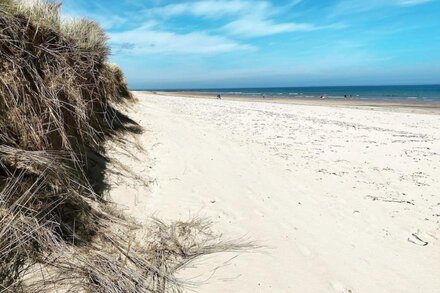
[146,0,341,38]
[109,24,254,55]
[224,17,317,37]
[146,0,270,18]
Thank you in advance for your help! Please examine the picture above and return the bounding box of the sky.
[61,0,440,89]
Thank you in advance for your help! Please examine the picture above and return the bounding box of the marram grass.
[0,0,253,292]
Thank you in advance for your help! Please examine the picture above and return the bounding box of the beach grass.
[0,1,252,292]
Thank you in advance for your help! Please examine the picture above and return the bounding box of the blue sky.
[61,0,440,89]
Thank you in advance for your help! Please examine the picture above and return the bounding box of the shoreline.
[135,90,440,115]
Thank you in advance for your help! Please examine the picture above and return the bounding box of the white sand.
[109,92,440,292]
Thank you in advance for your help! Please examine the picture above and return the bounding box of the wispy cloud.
[107,0,332,55]
[109,23,253,55]
[223,18,317,37]
[224,18,346,37]
[145,1,271,19]
[144,0,341,38]
[332,0,433,15]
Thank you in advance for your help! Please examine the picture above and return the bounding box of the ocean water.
[175,85,440,102]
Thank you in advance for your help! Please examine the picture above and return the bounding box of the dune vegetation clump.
[0,1,250,292]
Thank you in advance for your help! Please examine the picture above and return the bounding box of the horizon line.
[130,83,440,91]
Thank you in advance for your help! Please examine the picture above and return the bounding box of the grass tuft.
[0,1,252,292]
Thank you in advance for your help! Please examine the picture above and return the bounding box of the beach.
[109,92,440,292]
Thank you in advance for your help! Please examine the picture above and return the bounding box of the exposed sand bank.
[109,92,440,292]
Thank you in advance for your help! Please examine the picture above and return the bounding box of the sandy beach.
[109,92,440,292]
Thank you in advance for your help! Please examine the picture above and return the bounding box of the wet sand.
[144,90,440,115]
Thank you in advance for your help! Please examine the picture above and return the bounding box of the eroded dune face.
[0,0,134,290]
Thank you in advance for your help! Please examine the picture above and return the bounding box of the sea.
[166,85,440,102]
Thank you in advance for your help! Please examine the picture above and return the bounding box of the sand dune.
[109,92,440,292]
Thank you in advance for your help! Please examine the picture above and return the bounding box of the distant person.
[217,94,222,99]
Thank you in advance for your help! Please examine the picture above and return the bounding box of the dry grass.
[20,218,253,293]
[0,1,252,292]
[0,0,61,30]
